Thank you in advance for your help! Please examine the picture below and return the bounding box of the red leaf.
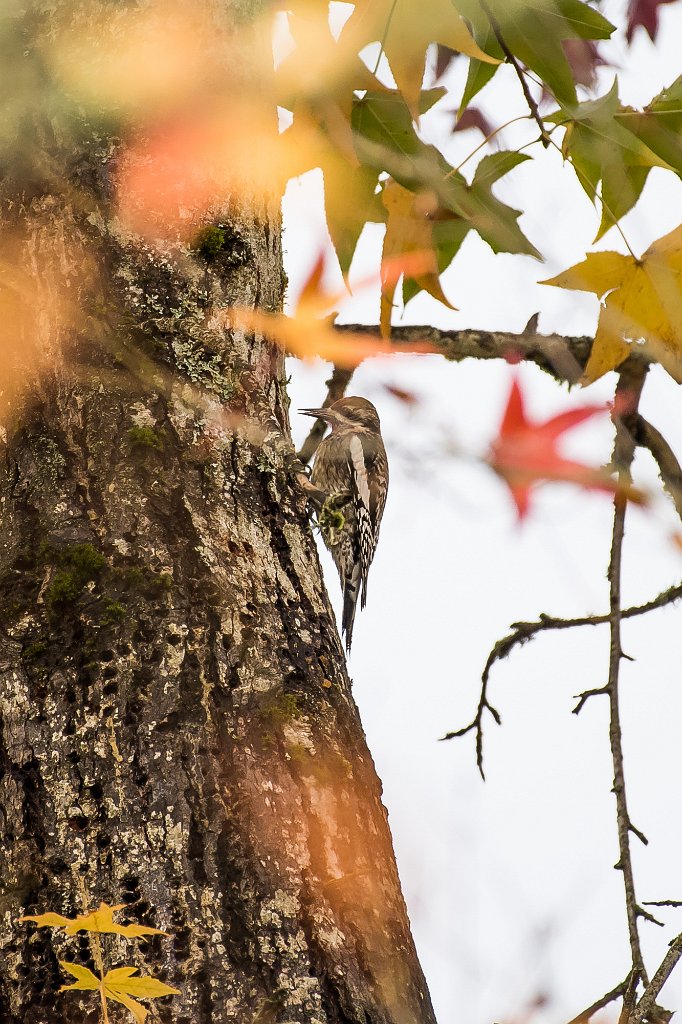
[451,107,494,137]
[626,0,677,42]
[435,45,459,81]
[562,39,605,89]
[488,377,646,519]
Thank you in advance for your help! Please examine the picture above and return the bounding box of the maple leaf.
[341,0,498,118]
[59,962,180,1024]
[548,81,670,239]
[379,180,457,336]
[351,91,540,283]
[616,76,682,181]
[488,377,644,518]
[223,251,437,366]
[458,0,614,113]
[541,224,682,384]
[20,902,167,937]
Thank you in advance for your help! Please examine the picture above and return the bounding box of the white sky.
[283,2,682,1020]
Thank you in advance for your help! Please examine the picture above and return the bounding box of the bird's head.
[300,396,381,433]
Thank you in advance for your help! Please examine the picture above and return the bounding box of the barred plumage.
[301,397,388,651]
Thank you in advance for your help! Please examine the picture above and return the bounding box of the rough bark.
[0,4,436,1022]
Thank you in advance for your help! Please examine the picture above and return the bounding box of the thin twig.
[607,364,649,992]
[479,0,551,147]
[439,656,501,779]
[441,579,682,769]
[484,581,682,692]
[644,901,682,908]
[297,365,353,465]
[565,976,630,1024]
[573,686,608,715]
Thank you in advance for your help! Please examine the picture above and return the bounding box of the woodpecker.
[300,397,388,652]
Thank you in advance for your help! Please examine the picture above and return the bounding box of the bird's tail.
[341,571,361,652]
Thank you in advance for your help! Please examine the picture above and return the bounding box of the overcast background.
[280,1,682,1020]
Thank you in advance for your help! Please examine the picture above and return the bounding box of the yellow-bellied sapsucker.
[301,397,388,651]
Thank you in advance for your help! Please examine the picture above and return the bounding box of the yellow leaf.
[58,961,100,991]
[106,989,149,1023]
[22,902,167,938]
[103,967,181,1023]
[541,225,682,383]
[19,912,71,929]
[104,969,181,998]
[342,0,498,117]
[380,180,456,336]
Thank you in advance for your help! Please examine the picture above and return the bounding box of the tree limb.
[335,323,593,382]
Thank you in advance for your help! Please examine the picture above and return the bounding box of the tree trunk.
[0,4,436,1023]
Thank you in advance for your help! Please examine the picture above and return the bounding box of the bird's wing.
[349,435,377,609]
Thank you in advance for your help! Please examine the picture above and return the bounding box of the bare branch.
[644,901,682,908]
[638,905,664,927]
[297,365,353,465]
[618,972,641,1024]
[635,415,682,524]
[335,323,592,382]
[441,574,682,772]
[483,582,682,687]
[439,658,501,779]
[607,364,649,988]
[573,686,609,714]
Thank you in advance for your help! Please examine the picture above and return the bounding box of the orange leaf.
[224,251,437,366]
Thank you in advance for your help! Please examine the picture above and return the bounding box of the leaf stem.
[372,0,399,76]
[451,114,534,174]
[91,933,109,1024]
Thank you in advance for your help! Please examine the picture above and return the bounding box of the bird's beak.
[300,407,333,421]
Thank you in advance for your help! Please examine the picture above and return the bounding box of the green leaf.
[551,80,671,238]
[323,160,384,275]
[555,0,614,39]
[471,150,532,188]
[443,153,541,258]
[458,0,614,106]
[459,24,502,113]
[352,89,449,192]
[617,76,682,178]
